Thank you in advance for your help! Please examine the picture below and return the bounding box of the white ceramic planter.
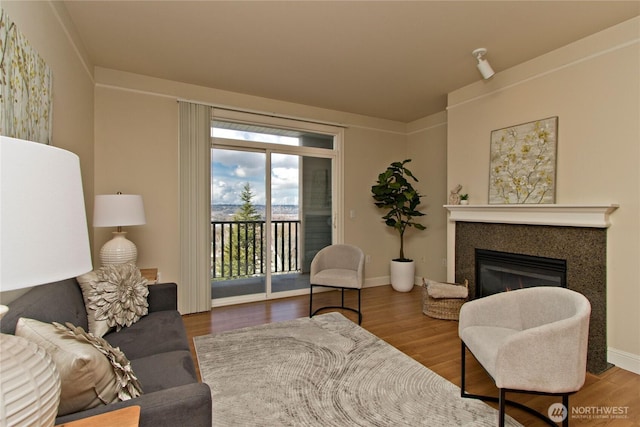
[390,260,415,292]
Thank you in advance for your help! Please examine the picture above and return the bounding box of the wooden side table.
[140,268,158,284]
[55,406,140,427]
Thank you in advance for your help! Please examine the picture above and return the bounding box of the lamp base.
[99,231,138,266]
[0,333,61,427]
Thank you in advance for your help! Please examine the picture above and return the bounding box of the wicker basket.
[421,278,469,321]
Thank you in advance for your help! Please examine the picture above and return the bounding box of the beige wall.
[0,1,95,303]
[93,87,179,284]
[343,126,406,282]
[447,17,640,371]
[407,112,449,283]
[93,68,440,311]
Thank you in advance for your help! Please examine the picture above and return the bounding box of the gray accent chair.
[458,286,591,427]
[309,244,365,324]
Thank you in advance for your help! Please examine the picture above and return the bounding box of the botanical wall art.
[489,117,558,204]
[0,8,53,144]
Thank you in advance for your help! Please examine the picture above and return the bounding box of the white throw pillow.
[77,263,149,336]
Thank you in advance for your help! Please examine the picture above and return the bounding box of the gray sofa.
[1,278,212,426]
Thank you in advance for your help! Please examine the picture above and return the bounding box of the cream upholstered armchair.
[309,244,365,324]
[459,287,591,427]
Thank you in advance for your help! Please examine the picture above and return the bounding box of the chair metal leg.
[499,388,506,427]
[357,288,362,325]
[309,284,362,324]
[461,340,568,427]
[461,341,467,397]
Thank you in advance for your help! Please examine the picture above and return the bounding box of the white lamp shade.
[0,136,92,291]
[93,194,146,227]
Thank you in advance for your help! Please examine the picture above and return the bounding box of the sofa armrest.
[54,383,212,427]
[147,283,178,312]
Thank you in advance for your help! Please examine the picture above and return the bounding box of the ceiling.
[62,1,639,122]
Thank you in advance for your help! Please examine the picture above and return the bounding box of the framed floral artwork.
[0,8,53,145]
[489,117,558,204]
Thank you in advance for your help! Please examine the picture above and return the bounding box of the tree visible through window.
[220,183,263,277]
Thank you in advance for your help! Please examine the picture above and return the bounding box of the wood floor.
[183,285,640,426]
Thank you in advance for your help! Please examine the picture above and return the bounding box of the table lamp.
[1,136,93,426]
[93,193,146,266]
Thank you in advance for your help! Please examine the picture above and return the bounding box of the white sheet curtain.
[179,101,212,313]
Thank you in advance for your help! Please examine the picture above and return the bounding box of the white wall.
[447,17,640,373]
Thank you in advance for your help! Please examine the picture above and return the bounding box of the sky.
[211,134,300,206]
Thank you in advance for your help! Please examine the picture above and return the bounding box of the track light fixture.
[472,48,495,80]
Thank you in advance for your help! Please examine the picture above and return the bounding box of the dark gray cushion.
[132,350,198,393]
[1,279,88,334]
[147,283,178,312]
[104,310,189,360]
[53,383,212,427]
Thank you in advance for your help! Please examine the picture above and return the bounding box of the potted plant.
[371,159,426,292]
[460,194,469,205]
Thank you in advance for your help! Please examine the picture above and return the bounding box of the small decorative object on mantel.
[448,184,462,205]
[489,116,558,204]
[460,194,469,205]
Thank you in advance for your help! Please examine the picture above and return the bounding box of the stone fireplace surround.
[446,204,618,374]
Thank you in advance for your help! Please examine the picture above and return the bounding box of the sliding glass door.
[210,114,340,306]
[211,148,267,299]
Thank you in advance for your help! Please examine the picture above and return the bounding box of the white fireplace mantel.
[444,204,619,228]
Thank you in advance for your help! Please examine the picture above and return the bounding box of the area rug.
[194,312,522,426]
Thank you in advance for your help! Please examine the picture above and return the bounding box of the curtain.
[179,101,212,313]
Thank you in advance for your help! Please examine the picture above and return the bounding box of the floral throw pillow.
[16,318,142,416]
[53,322,143,402]
[77,263,149,336]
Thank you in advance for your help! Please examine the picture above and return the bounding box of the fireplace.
[452,220,609,373]
[475,249,566,298]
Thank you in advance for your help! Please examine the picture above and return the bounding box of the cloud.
[212,149,299,205]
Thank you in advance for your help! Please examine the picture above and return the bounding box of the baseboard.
[363,277,424,289]
[363,276,391,288]
[608,347,640,375]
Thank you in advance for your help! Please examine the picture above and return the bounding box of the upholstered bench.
[422,278,469,320]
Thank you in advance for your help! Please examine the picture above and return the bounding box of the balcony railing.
[211,220,301,280]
